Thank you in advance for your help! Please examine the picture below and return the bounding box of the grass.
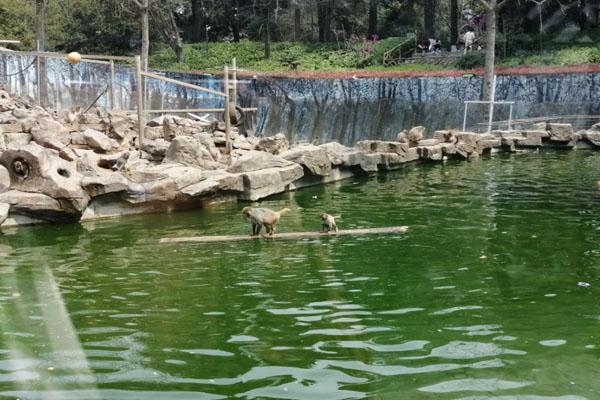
[150,28,600,75]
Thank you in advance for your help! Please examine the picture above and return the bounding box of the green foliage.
[454,52,484,70]
[0,0,34,49]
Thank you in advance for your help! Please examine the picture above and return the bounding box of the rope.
[0,58,36,77]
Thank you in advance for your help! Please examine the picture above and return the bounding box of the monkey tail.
[278,208,291,215]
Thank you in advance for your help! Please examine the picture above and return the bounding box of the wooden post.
[487,75,497,133]
[224,65,232,155]
[36,40,42,105]
[135,55,145,150]
[109,60,115,110]
[232,57,237,107]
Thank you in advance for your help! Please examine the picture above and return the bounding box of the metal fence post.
[109,60,115,110]
[224,65,232,156]
[135,55,145,150]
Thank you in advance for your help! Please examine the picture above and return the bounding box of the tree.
[478,0,510,102]
[450,0,458,47]
[130,0,149,70]
[423,0,435,38]
[263,0,271,59]
[151,3,184,63]
[368,0,378,38]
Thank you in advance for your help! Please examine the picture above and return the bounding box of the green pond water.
[1,151,600,399]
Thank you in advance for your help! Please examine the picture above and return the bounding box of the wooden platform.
[160,226,408,244]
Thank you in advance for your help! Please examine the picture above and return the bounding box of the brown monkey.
[320,213,339,233]
[242,207,291,236]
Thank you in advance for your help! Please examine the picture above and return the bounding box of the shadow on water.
[1,151,600,399]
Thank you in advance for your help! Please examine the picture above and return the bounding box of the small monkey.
[320,213,339,233]
[242,207,291,237]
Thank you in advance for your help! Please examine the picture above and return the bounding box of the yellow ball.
[66,52,81,65]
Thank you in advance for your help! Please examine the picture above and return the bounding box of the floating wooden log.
[159,226,409,244]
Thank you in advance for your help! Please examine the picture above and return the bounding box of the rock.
[359,153,381,172]
[0,190,74,222]
[356,140,409,155]
[0,133,5,152]
[433,130,458,143]
[232,136,255,151]
[521,130,549,139]
[396,130,408,143]
[144,126,164,140]
[417,139,440,147]
[456,132,478,145]
[31,115,71,147]
[407,126,425,146]
[0,143,89,216]
[0,123,23,133]
[3,132,31,148]
[83,128,112,152]
[164,136,219,169]
[320,142,358,166]
[256,133,289,155]
[81,173,130,197]
[547,123,574,142]
[180,179,220,197]
[591,123,600,132]
[193,133,221,161]
[142,139,170,159]
[0,202,8,225]
[281,144,332,176]
[418,144,444,161]
[0,165,8,193]
[227,151,295,173]
[582,131,600,147]
[239,164,304,201]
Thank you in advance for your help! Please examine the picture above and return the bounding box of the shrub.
[455,53,485,70]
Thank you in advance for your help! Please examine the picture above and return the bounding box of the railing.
[0,49,255,156]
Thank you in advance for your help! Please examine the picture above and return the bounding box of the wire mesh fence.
[0,51,226,113]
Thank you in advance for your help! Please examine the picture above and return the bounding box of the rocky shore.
[1,88,599,228]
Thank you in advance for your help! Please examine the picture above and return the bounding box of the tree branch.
[131,0,143,7]
[498,0,511,9]
[477,0,493,11]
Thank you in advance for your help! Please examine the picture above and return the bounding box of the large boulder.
[83,128,113,152]
[281,144,332,177]
[356,140,409,155]
[0,165,8,193]
[256,133,289,155]
[164,136,220,169]
[239,164,304,201]
[30,115,71,147]
[0,143,89,217]
[81,173,131,197]
[0,131,6,151]
[141,139,170,160]
[0,202,8,225]
[0,190,76,222]
[547,123,574,142]
[319,142,359,166]
[583,131,600,147]
[227,151,295,173]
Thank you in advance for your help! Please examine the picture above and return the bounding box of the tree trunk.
[450,0,458,47]
[231,1,240,42]
[190,0,205,42]
[482,3,497,101]
[317,0,332,42]
[293,6,301,41]
[368,0,378,39]
[264,0,271,59]
[140,0,149,70]
[424,0,436,38]
[35,0,48,107]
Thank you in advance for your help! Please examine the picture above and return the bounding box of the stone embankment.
[0,88,599,228]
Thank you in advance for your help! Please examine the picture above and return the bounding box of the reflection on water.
[1,152,600,399]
